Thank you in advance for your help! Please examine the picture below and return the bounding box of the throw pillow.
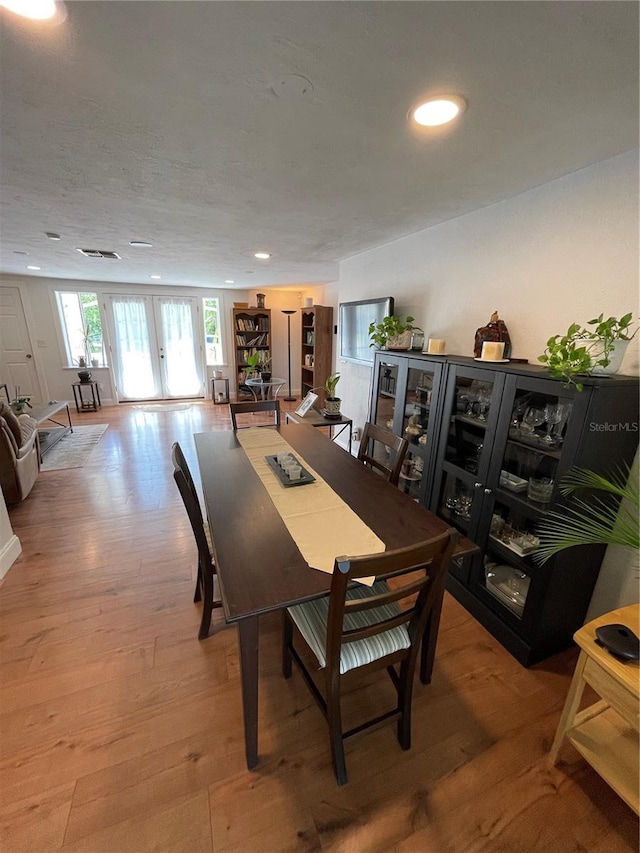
[0,401,22,448]
[18,414,38,445]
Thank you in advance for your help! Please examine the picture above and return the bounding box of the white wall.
[336,149,639,431]
[0,277,327,403]
[0,491,21,581]
[335,149,639,618]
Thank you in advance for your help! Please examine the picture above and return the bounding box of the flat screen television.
[338,297,394,365]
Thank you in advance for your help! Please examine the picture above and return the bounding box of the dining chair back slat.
[229,400,281,429]
[357,421,408,486]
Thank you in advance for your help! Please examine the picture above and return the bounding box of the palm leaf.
[535,465,639,563]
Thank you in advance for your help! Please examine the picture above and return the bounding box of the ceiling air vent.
[76,249,122,259]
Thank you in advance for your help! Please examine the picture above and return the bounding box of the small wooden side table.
[72,381,102,413]
[550,603,639,814]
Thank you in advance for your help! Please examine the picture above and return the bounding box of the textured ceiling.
[0,1,637,290]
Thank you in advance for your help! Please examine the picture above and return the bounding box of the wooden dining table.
[194,423,477,770]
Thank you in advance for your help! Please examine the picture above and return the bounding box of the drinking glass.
[543,404,562,443]
[522,406,545,435]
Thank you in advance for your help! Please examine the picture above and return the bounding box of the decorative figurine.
[474,310,512,358]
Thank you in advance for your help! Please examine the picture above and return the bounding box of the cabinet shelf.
[506,434,562,460]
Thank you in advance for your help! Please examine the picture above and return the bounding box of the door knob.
[26,353,32,359]
[474,482,483,489]
[484,488,492,495]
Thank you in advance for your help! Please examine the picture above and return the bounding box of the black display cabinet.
[370,351,639,665]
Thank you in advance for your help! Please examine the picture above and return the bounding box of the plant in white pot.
[538,312,637,391]
[324,372,341,417]
[368,315,422,351]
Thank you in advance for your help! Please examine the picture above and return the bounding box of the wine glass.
[477,388,491,421]
[522,406,545,435]
[543,404,562,443]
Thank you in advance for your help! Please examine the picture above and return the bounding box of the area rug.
[40,424,109,471]
[133,403,193,413]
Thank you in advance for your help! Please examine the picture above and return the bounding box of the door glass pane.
[398,449,425,501]
[500,390,573,509]
[374,361,398,430]
[437,470,476,536]
[402,366,435,447]
[111,297,157,399]
[159,298,203,397]
[443,375,495,473]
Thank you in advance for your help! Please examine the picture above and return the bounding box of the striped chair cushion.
[287,581,410,674]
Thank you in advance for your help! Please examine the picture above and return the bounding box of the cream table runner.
[236,428,384,582]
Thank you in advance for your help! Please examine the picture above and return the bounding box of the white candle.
[481,341,505,361]
[427,338,446,354]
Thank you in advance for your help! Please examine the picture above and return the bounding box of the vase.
[386,331,412,350]
[324,397,341,417]
[589,339,630,375]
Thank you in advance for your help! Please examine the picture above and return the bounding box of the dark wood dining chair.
[171,441,222,639]
[357,421,409,486]
[229,400,281,429]
[282,529,458,785]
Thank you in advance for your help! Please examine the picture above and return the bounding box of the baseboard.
[0,533,22,580]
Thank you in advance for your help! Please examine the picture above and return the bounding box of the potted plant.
[260,353,272,383]
[10,386,32,414]
[324,372,341,417]
[245,351,261,378]
[538,313,636,391]
[368,314,422,351]
[535,465,639,564]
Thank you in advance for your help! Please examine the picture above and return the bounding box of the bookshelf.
[301,305,333,407]
[232,308,271,399]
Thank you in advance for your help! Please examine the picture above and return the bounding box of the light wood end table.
[550,603,639,814]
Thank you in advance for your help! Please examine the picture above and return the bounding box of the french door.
[107,295,204,401]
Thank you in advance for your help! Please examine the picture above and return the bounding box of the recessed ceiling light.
[150,274,162,280]
[0,0,57,19]
[45,232,60,240]
[225,279,235,284]
[412,95,466,127]
[254,252,271,260]
[129,240,153,248]
[27,265,41,270]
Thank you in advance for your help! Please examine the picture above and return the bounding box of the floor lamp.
[282,310,296,401]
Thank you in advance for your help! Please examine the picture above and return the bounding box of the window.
[56,292,106,367]
[203,297,223,365]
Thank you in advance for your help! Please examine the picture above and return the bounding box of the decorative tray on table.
[265,454,316,487]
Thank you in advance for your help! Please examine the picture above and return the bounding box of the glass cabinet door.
[431,363,505,535]
[466,375,587,629]
[396,361,442,501]
[372,356,406,434]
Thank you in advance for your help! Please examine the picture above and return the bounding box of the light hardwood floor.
[1,402,637,852]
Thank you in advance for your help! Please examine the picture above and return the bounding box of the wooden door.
[0,286,42,402]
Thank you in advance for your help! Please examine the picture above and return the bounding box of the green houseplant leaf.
[538,313,637,390]
[535,465,639,563]
[368,315,421,350]
[324,372,340,399]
